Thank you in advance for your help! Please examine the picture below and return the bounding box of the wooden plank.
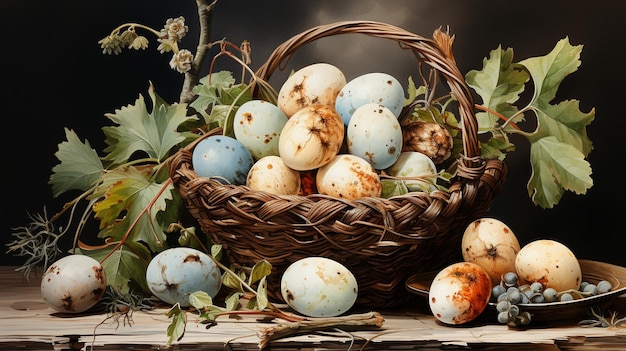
[2,266,626,350]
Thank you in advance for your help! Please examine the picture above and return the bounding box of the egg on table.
[428,261,492,325]
[515,239,582,292]
[145,247,222,307]
[40,255,107,313]
[280,257,358,317]
[461,217,521,285]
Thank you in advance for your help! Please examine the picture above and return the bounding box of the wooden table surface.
[2,266,626,351]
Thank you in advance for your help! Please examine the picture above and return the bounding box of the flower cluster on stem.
[98,16,194,74]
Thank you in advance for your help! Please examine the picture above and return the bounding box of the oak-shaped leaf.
[520,38,594,208]
[102,82,197,165]
[49,128,104,197]
[90,165,181,252]
[466,45,529,132]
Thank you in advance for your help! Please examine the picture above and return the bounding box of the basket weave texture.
[169,21,507,308]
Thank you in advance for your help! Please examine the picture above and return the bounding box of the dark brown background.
[2,0,623,267]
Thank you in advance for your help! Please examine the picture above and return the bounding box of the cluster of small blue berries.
[491,272,613,327]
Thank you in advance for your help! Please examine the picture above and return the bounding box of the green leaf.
[380,179,408,198]
[480,135,515,161]
[49,128,104,197]
[102,82,197,165]
[248,259,272,286]
[520,38,582,106]
[465,46,529,132]
[466,38,595,208]
[528,136,592,208]
[89,165,179,251]
[189,291,213,310]
[255,276,268,310]
[518,38,595,208]
[221,270,244,291]
[190,71,252,131]
[224,292,242,311]
[199,305,225,321]
[166,303,187,346]
[210,244,223,262]
[77,242,151,294]
[520,37,594,156]
[176,226,205,251]
[530,99,595,156]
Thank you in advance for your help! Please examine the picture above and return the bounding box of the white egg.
[385,151,438,192]
[277,63,346,117]
[281,257,358,317]
[316,154,382,200]
[278,104,344,171]
[233,100,288,160]
[347,103,402,169]
[428,262,492,325]
[515,239,582,292]
[40,255,107,313]
[246,155,301,195]
[335,72,405,125]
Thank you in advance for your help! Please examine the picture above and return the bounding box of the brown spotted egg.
[40,255,107,313]
[428,262,492,325]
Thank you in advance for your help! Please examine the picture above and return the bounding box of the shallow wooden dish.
[406,259,626,322]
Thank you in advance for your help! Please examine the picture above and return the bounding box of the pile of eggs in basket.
[191,62,443,200]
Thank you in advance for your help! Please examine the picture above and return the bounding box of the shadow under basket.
[169,20,508,308]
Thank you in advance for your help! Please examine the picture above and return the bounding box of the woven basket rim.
[251,20,483,179]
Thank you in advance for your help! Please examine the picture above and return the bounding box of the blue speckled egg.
[192,135,254,185]
[335,72,405,126]
[146,247,222,307]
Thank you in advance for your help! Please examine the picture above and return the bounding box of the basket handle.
[253,20,484,179]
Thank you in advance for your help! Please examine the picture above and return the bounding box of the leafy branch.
[163,249,384,348]
[465,40,594,208]
[396,39,595,208]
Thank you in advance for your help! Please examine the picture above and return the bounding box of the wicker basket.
[169,20,507,308]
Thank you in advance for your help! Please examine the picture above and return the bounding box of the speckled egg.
[515,239,582,292]
[246,155,301,195]
[233,100,288,160]
[278,104,344,171]
[146,247,222,307]
[280,257,358,317]
[40,255,107,313]
[385,151,438,192]
[347,103,403,169]
[428,262,492,325]
[277,63,346,117]
[461,218,521,285]
[335,72,405,125]
[192,135,254,185]
[316,154,382,200]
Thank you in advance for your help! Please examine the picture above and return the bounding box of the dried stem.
[256,311,384,349]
